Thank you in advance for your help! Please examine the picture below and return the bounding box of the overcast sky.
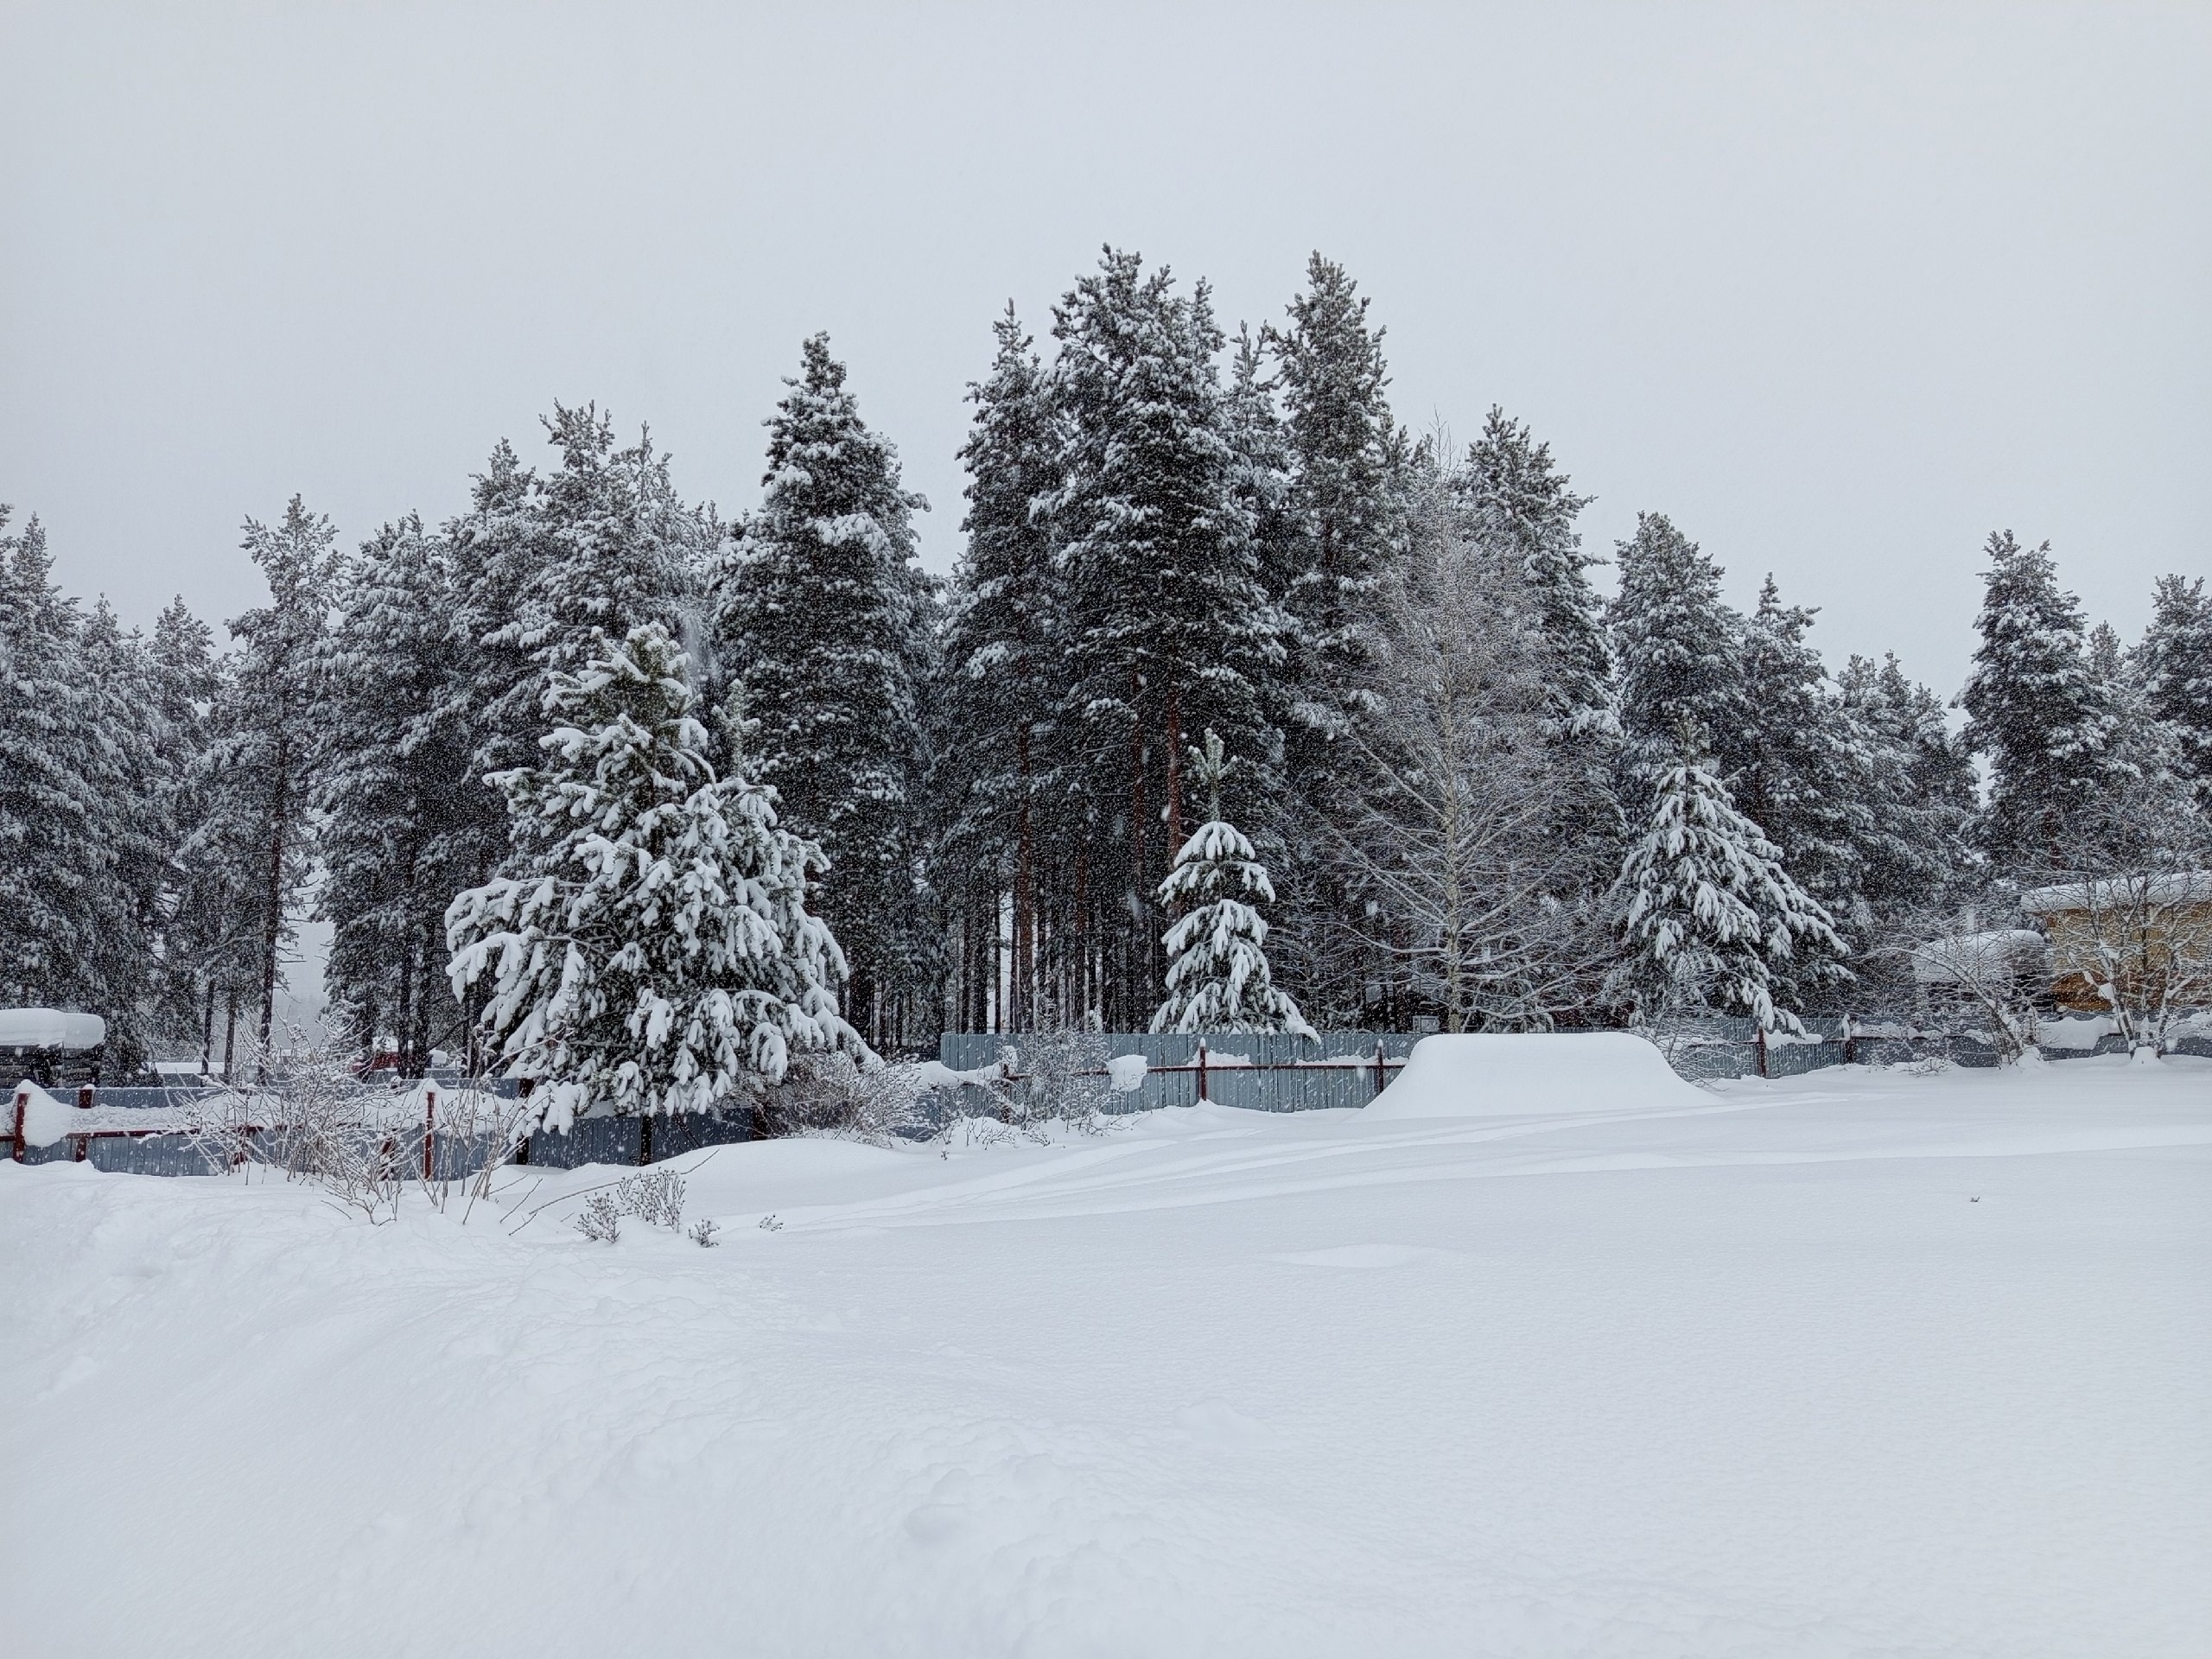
[4,2,2206,702]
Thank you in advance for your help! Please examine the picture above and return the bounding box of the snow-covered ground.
[4,1052,2207,1657]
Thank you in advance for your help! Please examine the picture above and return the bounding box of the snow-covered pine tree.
[0,512,107,1018]
[1262,251,1397,772]
[1046,249,1281,1024]
[446,623,867,1128]
[1459,408,1614,748]
[0,513,200,1067]
[1958,531,2129,868]
[1610,512,1751,783]
[1150,731,1315,1038]
[1608,726,1847,1033]
[74,598,170,1065]
[147,594,234,1060]
[445,436,543,791]
[207,498,336,1058]
[1732,576,1874,983]
[1221,318,1350,1018]
[939,305,1063,1032]
[2137,575,2212,807]
[487,405,698,690]
[713,334,937,1046]
[1835,651,1976,977]
[315,515,480,1071]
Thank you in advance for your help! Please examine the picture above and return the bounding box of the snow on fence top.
[0,1009,107,1050]
[2019,871,2212,914]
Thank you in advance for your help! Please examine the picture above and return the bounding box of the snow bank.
[1365,1032,1710,1119]
[6,1057,2208,1656]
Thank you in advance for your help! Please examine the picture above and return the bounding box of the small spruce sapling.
[1150,731,1318,1038]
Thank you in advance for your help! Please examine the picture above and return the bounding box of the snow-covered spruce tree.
[315,515,480,1071]
[2137,575,2212,808]
[74,599,171,1065]
[1959,531,2129,868]
[0,512,99,1014]
[1459,409,1614,751]
[1835,651,1977,1003]
[1610,512,1751,784]
[1046,249,1281,1024]
[1150,731,1315,1039]
[0,512,172,1057]
[1731,576,1872,994]
[1607,727,1846,1033]
[713,334,937,1047]
[207,498,336,1058]
[939,305,1063,1032]
[446,624,866,1129]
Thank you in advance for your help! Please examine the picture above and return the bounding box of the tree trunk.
[255,732,291,1071]
[1014,724,1035,1033]
[1163,687,1185,856]
[1074,842,1090,1029]
[1128,672,1147,1017]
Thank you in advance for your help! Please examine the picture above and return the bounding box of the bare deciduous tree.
[1326,477,1614,1030]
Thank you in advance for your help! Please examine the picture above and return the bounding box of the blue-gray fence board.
[938,1031,1417,1115]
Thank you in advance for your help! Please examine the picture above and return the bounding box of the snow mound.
[1365,1033,1708,1119]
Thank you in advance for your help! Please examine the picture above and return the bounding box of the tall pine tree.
[2138,575,2212,808]
[714,334,938,1046]
[1610,512,1750,783]
[315,515,480,1071]
[1958,531,2127,868]
[1045,248,1281,1026]
[940,306,1064,1032]
[210,497,336,1058]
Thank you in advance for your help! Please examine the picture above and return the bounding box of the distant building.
[2019,873,2212,1014]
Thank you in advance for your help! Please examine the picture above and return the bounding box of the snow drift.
[1365,1031,1711,1118]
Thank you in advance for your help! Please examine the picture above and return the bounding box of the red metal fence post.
[422,1085,437,1183]
[1373,1039,1387,1102]
[10,1085,25,1163]
[73,1081,93,1161]
[1196,1039,1208,1103]
[1756,1026,1770,1079]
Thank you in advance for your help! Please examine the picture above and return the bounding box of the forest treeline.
[4,248,2209,1077]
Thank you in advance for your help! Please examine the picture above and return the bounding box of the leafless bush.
[615,1167,687,1230]
[428,1084,542,1213]
[1875,898,2049,1065]
[572,1193,621,1243]
[932,1030,1123,1148]
[184,1028,410,1218]
[690,1218,721,1248]
[761,1052,933,1144]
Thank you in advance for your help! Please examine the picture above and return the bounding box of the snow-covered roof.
[1910,930,2049,985]
[2018,872,2212,915]
[0,1008,107,1050]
